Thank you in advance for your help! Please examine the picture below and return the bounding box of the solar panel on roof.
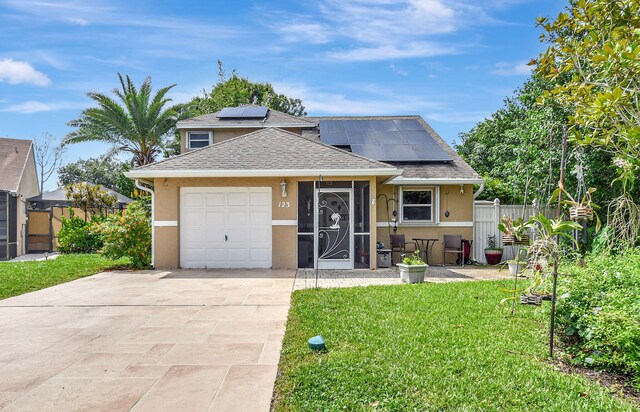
[218,107,245,118]
[319,119,452,162]
[242,106,269,118]
[217,106,268,119]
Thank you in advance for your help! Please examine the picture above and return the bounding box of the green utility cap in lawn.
[308,335,325,351]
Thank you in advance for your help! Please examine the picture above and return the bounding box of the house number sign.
[278,201,291,208]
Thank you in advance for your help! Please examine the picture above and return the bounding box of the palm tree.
[66,73,178,166]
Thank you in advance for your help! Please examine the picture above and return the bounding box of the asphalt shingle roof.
[134,128,395,172]
[177,104,316,128]
[0,138,33,191]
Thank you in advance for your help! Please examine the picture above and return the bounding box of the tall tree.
[535,0,640,248]
[33,132,65,193]
[164,61,307,156]
[58,151,135,197]
[535,0,640,190]
[190,61,306,117]
[65,73,179,166]
[456,75,618,206]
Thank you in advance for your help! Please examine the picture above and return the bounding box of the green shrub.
[57,211,103,253]
[556,250,640,388]
[97,201,151,268]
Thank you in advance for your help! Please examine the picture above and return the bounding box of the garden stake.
[550,126,567,359]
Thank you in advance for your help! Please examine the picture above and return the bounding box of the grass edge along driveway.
[0,254,129,300]
[272,281,637,412]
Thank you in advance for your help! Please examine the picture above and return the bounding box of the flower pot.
[484,248,503,265]
[396,263,428,284]
[520,294,542,306]
[570,206,594,221]
[508,261,526,276]
[501,234,530,245]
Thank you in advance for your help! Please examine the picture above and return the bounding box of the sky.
[0,0,566,191]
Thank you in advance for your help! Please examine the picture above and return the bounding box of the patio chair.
[442,235,464,267]
[390,234,417,265]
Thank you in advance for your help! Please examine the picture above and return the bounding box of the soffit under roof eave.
[176,123,316,130]
[125,168,402,179]
[383,176,485,185]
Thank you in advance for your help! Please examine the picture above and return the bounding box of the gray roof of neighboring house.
[132,128,396,172]
[28,185,132,205]
[0,137,34,192]
[304,115,481,181]
[177,104,316,129]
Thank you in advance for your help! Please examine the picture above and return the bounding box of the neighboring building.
[126,105,483,270]
[27,185,132,252]
[0,138,39,260]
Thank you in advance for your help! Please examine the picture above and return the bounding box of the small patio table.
[412,238,439,265]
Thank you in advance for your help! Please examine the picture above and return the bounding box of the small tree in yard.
[66,182,118,219]
[98,201,151,268]
[34,132,65,193]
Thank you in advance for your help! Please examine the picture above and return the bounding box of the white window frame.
[400,187,434,223]
[187,131,213,149]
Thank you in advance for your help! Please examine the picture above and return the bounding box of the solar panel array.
[318,119,452,162]
[218,106,269,119]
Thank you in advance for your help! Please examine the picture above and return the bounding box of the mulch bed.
[553,358,639,405]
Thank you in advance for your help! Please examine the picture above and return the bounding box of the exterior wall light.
[280,178,288,198]
[459,184,465,195]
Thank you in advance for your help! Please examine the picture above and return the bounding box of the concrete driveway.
[0,269,295,411]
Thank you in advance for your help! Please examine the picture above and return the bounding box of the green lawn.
[273,281,638,411]
[0,254,129,300]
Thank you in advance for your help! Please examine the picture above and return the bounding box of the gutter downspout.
[472,182,485,263]
[134,179,155,269]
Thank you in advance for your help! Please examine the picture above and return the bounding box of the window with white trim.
[401,188,433,222]
[187,131,212,149]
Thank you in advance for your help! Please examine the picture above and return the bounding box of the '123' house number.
[278,201,291,208]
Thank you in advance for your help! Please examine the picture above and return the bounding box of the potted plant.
[484,235,503,265]
[396,251,428,283]
[550,187,601,229]
[498,215,530,245]
[522,213,582,306]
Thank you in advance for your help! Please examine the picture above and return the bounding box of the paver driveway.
[0,269,295,411]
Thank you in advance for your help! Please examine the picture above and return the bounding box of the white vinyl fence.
[473,199,553,263]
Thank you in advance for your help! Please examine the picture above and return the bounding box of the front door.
[316,189,353,269]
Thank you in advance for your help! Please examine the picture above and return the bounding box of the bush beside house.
[97,201,151,269]
[57,200,151,269]
[556,251,640,389]
[57,213,103,253]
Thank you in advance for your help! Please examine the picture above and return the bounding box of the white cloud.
[272,81,440,115]
[275,22,330,44]
[492,61,532,76]
[426,111,490,123]
[271,0,483,61]
[0,100,80,113]
[0,59,51,86]
[329,42,453,61]
[67,17,88,26]
[389,63,408,77]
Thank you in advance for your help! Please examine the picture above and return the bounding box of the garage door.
[180,187,272,268]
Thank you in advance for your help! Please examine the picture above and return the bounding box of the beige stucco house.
[126,106,483,270]
[0,138,39,260]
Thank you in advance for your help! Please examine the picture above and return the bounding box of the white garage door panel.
[182,192,203,206]
[180,187,272,269]
[205,193,225,206]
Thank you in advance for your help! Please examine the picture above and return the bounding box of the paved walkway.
[0,269,295,412]
[10,252,60,262]
[294,265,510,290]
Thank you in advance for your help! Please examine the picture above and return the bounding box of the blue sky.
[0,0,565,190]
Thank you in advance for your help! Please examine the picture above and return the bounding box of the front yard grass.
[273,281,638,411]
[0,254,129,300]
